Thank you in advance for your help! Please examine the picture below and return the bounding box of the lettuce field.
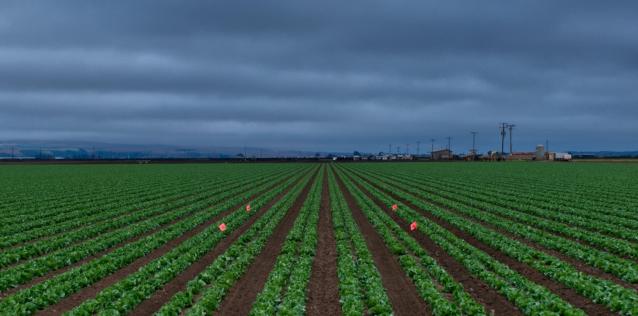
[0,162,637,315]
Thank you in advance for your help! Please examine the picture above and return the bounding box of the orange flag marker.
[391,204,398,211]
[410,221,417,231]
[246,204,251,212]
[219,223,227,232]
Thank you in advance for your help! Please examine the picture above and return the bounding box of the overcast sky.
[1,1,637,153]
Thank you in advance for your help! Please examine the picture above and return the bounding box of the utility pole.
[471,131,477,159]
[406,143,409,155]
[446,136,452,160]
[499,123,508,160]
[397,146,400,155]
[430,138,435,159]
[11,146,14,159]
[416,141,421,156]
[389,144,392,155]
[546,139,549,152]
[508,124,516,154]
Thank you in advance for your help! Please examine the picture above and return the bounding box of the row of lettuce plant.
[344,166,638,315]
[327,168,392,315]
[0,167,290,267]
[354,166,638,282]
[336,165,585,315]
[0,167,301,293]
[153,168,316,316]
[337,168,487,316]
[0,166,312,314]
[248,168,324,315]
[65,167,318,315]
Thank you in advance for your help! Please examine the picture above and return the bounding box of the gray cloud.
[1,0,637,152]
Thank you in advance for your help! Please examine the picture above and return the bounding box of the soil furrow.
[34,172,302,316]
[358,172,613,316]
[344,171,521,316]
[212,170,319,315]
[334,172,429,316]
[130,169,314,315]
[306,169,341,316]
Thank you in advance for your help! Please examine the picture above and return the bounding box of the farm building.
[508,152,535,161]
[431,149,453,160]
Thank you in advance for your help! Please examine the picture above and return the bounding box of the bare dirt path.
[35,172,303,316]
[213,171,319,315]
[334,171,429,316]
[306,169,341,316]
[355,171,613,316]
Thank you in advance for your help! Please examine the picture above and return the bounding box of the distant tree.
[353,151,361,156]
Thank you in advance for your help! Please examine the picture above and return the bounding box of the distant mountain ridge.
[0,140,339,159]
[570,151,638,158]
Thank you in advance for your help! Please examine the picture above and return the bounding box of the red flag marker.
[410,221,417,231]
[219,223,227,232]
[245,204,251,212]
[391,204,398,211]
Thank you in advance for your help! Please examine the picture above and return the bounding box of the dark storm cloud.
[1,0,637,152]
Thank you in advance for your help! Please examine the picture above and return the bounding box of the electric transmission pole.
[406,143,409,155]
[430,138,435,159]
[416,141,421,156]
[499,123,507,160]
[471,131,477,159]
[446,136,452,160]
[508,124,516,154]
[389,144,392,155]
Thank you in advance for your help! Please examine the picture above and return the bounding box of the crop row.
[155,167,315,315]
[335,168,486,315]
[249,168,323,315]
[355,167,638,282]
[0,167,290,267]
[327,168,393,315]
[65,167,317,315]
[0,167,299,294]
[0,170,196,224]
[0,166,311,314]
[344,166,638,315]
[398,168,638,238]
[335,165,584,315]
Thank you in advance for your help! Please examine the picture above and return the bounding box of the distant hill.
[0,140,340,159]
[570,151,638,158]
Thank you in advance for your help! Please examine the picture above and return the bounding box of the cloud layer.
[1,1,637,152]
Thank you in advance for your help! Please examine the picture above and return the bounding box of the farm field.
[0,162,637,315]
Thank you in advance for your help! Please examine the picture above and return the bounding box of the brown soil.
[1,175,295,300]
[130,170,315,315]
[213,170,319,315]
[306,169,341,316]
[35,172,303,316]
[334,171,430,316]
[357,172,614,316]
[343,172,521,316]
